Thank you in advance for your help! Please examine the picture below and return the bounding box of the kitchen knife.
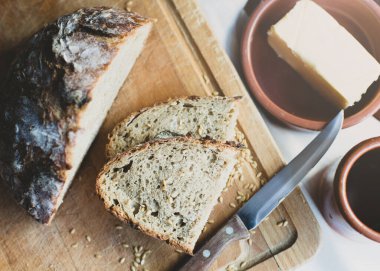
[181,110,343,270]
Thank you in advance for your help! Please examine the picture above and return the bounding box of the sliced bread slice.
[96,137,240,254]
[106,96,241,158]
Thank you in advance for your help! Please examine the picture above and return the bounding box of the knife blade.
[180,110,343,271]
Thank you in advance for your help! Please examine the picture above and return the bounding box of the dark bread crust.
[0,7,150,223]
[97,137,242,254]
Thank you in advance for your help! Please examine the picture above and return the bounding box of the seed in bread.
[106,96,241,158]
[96,137,240,254]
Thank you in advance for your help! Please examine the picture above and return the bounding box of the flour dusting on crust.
[0,7,150,223]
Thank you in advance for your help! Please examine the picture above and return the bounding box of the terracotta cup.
[320,137,380,243]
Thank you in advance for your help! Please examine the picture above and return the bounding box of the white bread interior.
[55,23,152,212]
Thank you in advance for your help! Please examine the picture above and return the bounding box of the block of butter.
[268,0,380,109]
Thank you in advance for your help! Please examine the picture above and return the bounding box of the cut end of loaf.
[54,20,153,222]
[0,7,153,224]
[106,96,241,159]
[97,137,239,253]
[50,16,153,223]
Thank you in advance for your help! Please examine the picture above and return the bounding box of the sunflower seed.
[251,160,258,168]
[240,261,247,268]
[277,220,288,227]
[203,74,210,84]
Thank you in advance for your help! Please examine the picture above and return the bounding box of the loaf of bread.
[106,96,241,158]
[0,7,152,223]
[97,137,240,254]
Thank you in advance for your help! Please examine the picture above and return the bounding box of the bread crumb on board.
[71,243,78,248]
[277,220,288,227]
[122,242,129,248]
[125,0,134,12]
[202,74,210,84]
[202,226,207,233]
[240,261,248,268]
[124,245,151,270]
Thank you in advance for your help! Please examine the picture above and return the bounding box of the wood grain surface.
[0,0,320,270]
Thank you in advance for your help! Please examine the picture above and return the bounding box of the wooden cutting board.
[0,0,320,270]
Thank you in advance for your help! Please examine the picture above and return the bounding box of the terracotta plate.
[242,0,380,130]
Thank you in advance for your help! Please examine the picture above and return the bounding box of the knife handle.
[181,215,250,271]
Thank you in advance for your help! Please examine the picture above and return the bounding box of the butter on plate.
[267,0,380,109]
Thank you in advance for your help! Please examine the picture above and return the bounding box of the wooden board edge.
[169,0,285,176]
[275,188,321,269]
[171,0,321,269]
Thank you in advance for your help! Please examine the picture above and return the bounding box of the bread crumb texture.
[97,138,239,253]
[106,96,240,158]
